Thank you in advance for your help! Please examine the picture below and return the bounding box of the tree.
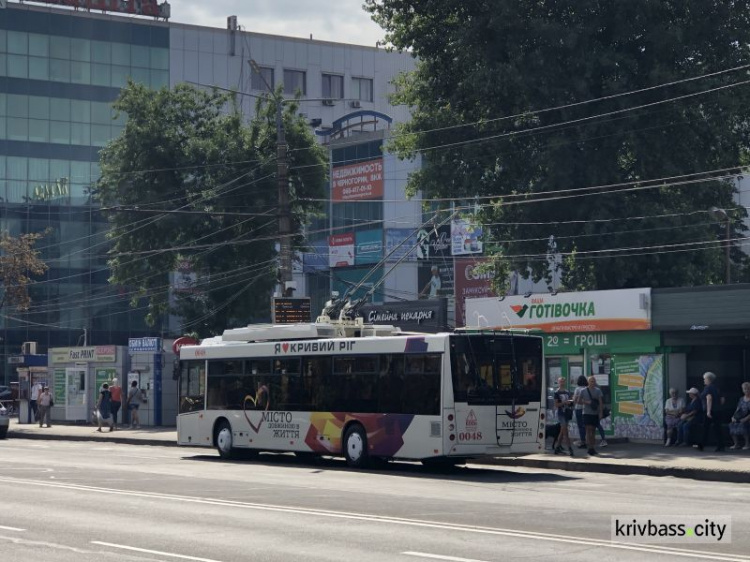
[366,0,750,290]
[0,231,49,311]
[96,82,327,334]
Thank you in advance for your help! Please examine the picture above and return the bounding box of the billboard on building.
[355,230,383,265]
[466,288,652,332]
[385,228,417,262]
[18,0,171,18]
[358,299,448,333]
[303,239,329,272]
[454,257,496,327]
[418,262,454,299]
[451,218,483,256]
[416,225,451,260]
[328,233,355,268]
[332,158,384,201]
[332,266,384,304]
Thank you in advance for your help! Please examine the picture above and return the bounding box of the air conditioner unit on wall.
[22,342,38,355]
[349,100,361,108]
[322,99,335,106]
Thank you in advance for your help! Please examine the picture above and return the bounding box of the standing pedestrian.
[126,380,142,429]
[30,380,43,422]
[109,378,122,429]
[697,371,724,452]
[37,386,53,428]
[572,375,587,448]
[553,377,574,457]
[581,376,604,456]
[96,383,114,432]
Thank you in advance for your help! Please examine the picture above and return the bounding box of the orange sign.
[332,159,384,201]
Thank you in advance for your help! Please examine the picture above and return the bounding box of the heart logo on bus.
[282,343,289,353]
[243,395,263,433]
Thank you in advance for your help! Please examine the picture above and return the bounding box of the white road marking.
[0,525,25,532]
[91,541,222,562]
[404,552,490,562]
[0,476,746,562]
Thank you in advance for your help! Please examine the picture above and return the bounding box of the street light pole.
[250,61,293,296]
[709,206,731,284]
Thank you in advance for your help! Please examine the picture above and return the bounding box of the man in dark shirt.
[697,372,724,452]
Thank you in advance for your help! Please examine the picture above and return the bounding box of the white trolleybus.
[177,318,545,467]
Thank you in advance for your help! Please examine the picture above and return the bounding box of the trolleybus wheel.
[343,424,369,468]
[215,420,237,460]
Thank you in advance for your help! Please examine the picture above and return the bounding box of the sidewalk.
[6,420,749,483]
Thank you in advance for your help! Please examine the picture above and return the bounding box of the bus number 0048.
[458,431,483,441]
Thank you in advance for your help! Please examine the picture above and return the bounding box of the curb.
[8,430,179,448]
[484,457,748,484]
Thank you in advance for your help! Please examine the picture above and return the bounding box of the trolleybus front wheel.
[215,420,237,460]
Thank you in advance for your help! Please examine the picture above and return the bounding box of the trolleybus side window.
[179,360,205,413]
[207,360,245,410]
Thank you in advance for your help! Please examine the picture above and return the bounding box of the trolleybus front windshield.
[449,334,542,405]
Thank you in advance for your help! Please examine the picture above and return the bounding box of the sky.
[170,0,387,47]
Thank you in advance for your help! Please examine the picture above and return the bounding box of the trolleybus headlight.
[449,424,455,431]
[447,414,454,421]
[449,434,455,441]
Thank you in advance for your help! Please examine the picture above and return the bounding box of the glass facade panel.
[50,98,71,121]
[71,100,91,123]
[91,124,111,146]
[0,30,6,53]
[70,122,90,145]
[91,102,113,125]
[29,56,50,80]
[92,41,112,64]
[28,120,50,143]
[50,36,72,60]
[71,38,91,62]
[150,69,169,88]
[131,44,150,67]
[7,157,27,180]
[0,53,6,76]
[7,118,28,141]
[8,54,28,78]
[112,43,130,65]
[8,31,28,55]
[8,95,29,118]
[91,63,112,87]
[70,61,91,84]
[111,65,129,88]
[29,34,49,57]
[50,121,71,144]
[50,58,71,82]
[130,66,149,85]
[29,96,50,120]
[0,117,5,140]
[28,158,50,182]
[151,48,169,70]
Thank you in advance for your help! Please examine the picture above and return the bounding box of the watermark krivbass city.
[611,516,731,544]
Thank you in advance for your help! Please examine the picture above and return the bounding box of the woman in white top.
[664,387,685,446]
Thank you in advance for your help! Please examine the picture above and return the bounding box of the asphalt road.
[1,439,748,562]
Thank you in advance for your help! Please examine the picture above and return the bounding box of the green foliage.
[0,231,49,311]
[96,82,327,334]
[367,0,750,290]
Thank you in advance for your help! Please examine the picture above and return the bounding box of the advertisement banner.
[355,230,383,265]
[128,337,161,353]
[384,229,417,262]
[455,257,496,327]
[418,262,454,299]
[611,354,664,440]
[302,239,329,272]
[332,158,384,201]
[451,218,483,256]
[359,299,448,333]
[328,233,355,268]
[416,225,451,260]
[50,346,117,363]
[465,288,652,332]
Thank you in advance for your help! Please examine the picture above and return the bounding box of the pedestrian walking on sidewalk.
[30,380,42,422]
[582,376,604,456]
[37,386,53,428]
[697,372,724,452]
[109,378,122,428]
[676,388,702,446]
[553,377,575,457]
[572,375,587,448]
[664,388,685,446]
[126,380,142,429]
[96,383,114,432]
[729,382,750,450]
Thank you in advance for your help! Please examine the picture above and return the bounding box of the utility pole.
[709,206,731,284]
[250,60,293,297]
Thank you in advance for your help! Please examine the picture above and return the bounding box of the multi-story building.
[0,0,428,383]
